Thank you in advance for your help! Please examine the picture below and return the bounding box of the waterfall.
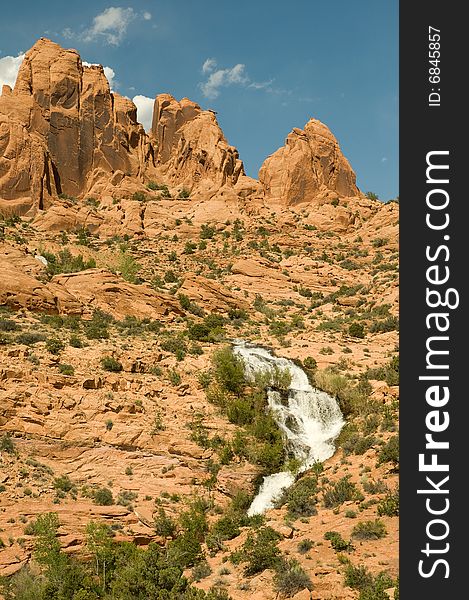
[233,343,344,516]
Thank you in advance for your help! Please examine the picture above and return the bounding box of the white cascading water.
[233,343,344,516]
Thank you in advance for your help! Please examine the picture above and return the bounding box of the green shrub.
[349,322,365,338]
[188,323,211,342]
[200,224,216,239]
[352,519,387,540]
[54,475,73,493]
[84,310,113,340]
[344,563,394,600]
[45,337,65,355]
[377,435,399,468]
[69,335,83,348]
[372,237,388,248]
[116,490,138,507]
[303,356,318,371]
[132,191,147,202]
[0,319,19,332]
[16,332,46,346]
[344,563,374,590]
[167,369,182,386]
[179,188,191,199]
[191,560,212,581]
[279,476,318,518]
[93,487,114,506]
[323,476,360,508]
[362,479,388,494]
[58,363,74,376]
[164,270,178,283]
[324,531,354,552]
[85,197,100,208]
[211,347,245,395]
[44,249,95,276]
[273,558,312,596]
[232,526,281,575]
[154,507,177,537]
[369,316,399,333]
[377,488,399,517]
[0,434,15,454]
[297,539,314,554]
[116,251,141,283]
[101,356,123,372]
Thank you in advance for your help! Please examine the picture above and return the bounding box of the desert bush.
[191,560,212,581]
[45,337,65,355]
[200,224,216,239]
[44,249,96,277]
[352,519,387,540]
[16,332,47,346]
[372,237,388,248]
[345,563,395,600]
[377,435,399,468]
[0,319,19,332]
[303,356,317,371]
[167,368,182,386]
[116,490,137,508]
[58,363,74,376]
[369,316,399,333]
[100,356,123,372]
[154,507,176,538]
[278,476,318,518]
[211,347,245,395]
[324,531,354,552]
[297,539,314,554]
[377,488,399,517]
[362,479,388,495]
[53,475,73,493]
[231,526,281,575]
[323,476,360,508]
[273,558,312,597]
[93,487,114,506]
[0,434,15,454]
[349,322,365,338]
[84,310,113,340]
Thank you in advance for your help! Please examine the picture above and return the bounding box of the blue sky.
[0,1,398,200]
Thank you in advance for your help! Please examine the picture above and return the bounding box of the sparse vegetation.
[352,519,387,540]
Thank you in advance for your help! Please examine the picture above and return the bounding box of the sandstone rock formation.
[0,38,153,214]
[150,94,244,196]
[259,119,359,205]
[51,269,183,319]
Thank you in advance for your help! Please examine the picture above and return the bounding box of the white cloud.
[248,79,274,90]
[83,7,137,46]
[64,7,152,46]
[202,58,217,74]
[133,95,154,131]
[0,53,25,90]
[103,66,116,89]
[199,59,277,100]
[200,62,249,99]
[381,157,388,163]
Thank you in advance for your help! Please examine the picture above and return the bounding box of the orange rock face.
[259,119,359,205]
[151,94,245,196]
[0,38,152,214]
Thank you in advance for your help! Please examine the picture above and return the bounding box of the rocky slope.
[0,39,399,600]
